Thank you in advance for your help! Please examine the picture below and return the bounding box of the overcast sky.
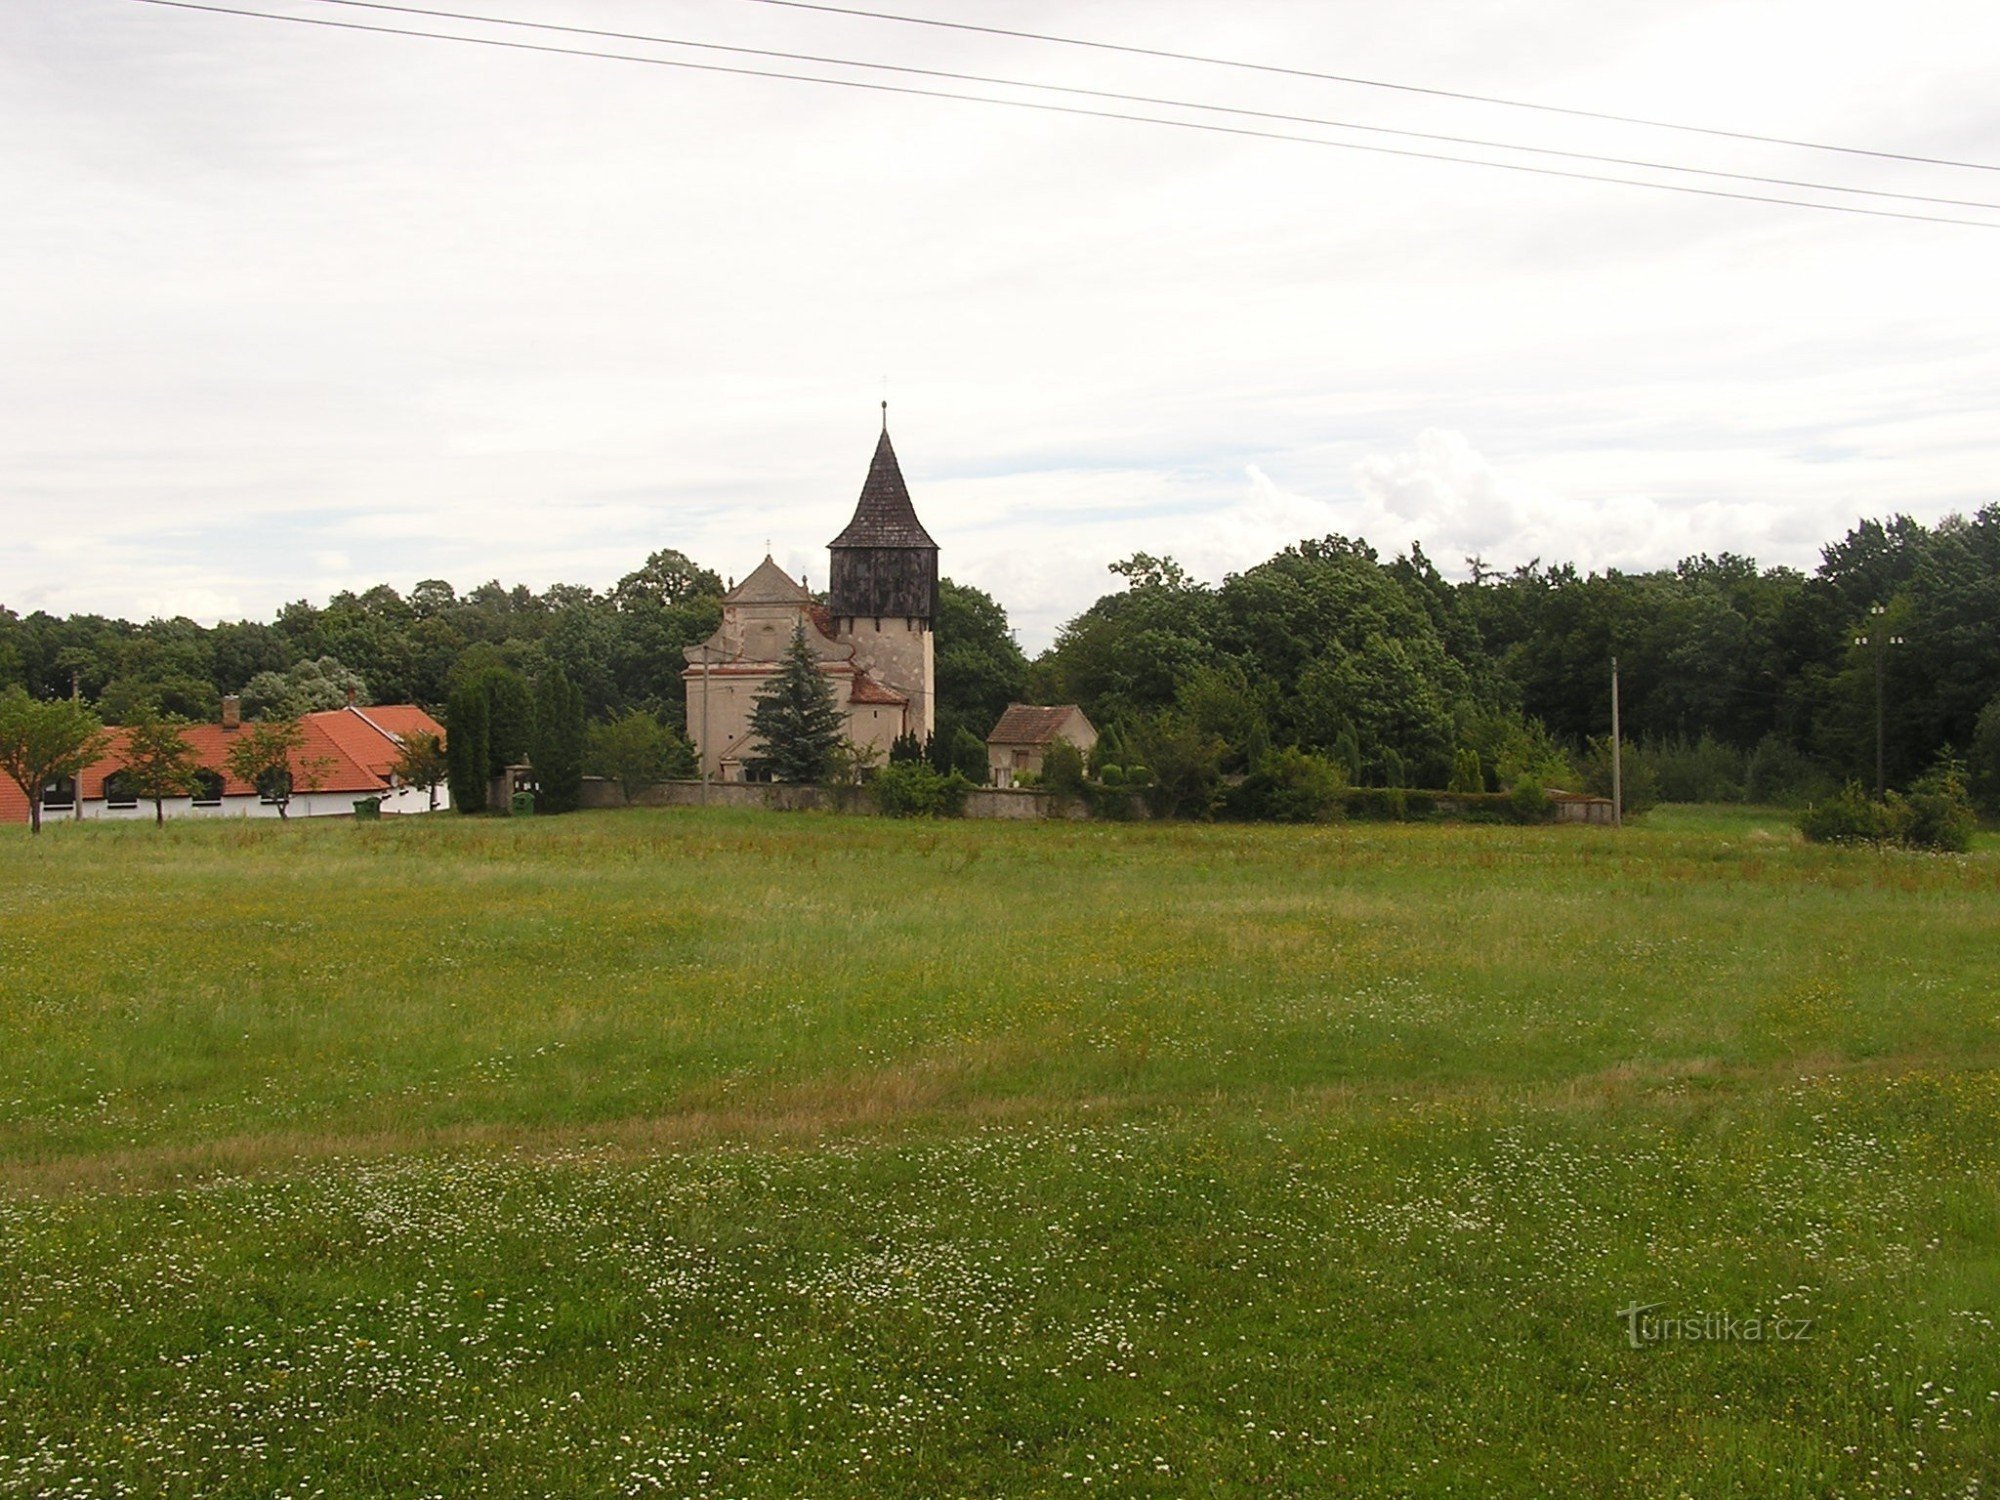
[5,0,1998,649]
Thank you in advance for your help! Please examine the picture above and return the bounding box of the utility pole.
[1853,604,1905,798]
[699,645,712,806]
[1611,655,1623,828]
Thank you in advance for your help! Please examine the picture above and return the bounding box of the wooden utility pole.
[1854,604,1904,799]
[1611,656,1623,828]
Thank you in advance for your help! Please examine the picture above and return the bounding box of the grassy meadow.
[2,805,1998,1496]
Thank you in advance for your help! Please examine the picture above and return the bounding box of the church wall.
[841,619,934,741]
[685,666,909,779]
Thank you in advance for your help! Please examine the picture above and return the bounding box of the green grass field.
[3,808,1997,1497]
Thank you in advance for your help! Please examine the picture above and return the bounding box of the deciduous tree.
[0,687,109,834]
[119,710,202,825]
[390,730,449,812]
[223,718,309,820]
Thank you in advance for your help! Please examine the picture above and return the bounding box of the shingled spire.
[828,423,938,624]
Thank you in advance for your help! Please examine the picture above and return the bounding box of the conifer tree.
[446,684,489,814]
[531,668,586,813]
[747,624,845,783]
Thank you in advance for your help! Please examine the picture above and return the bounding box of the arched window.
[191,770,224,807]
[103,771,138,809]
[256,768,293,805]
[41,775,76,811]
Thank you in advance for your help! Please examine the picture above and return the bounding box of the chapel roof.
[724,555,813,604]
[829,428,937,551]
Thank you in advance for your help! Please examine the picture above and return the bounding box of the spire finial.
[881,397,888,433]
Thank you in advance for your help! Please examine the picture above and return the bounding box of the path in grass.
[2,810,1996,1495]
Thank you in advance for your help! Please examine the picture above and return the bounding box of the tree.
[585,710,692,803]
[0,688,109,834]
[240,655,368,719]
[390,730,449,812]
[747,624,845,783]
[934,578,1030,741]
[530,668,587,813]
[118,710,202,825]
[223,718,309,820]
[1129,710,1225,819]
[446,685,490,814]
[1971,694,2000,816]
[460,662,533,776]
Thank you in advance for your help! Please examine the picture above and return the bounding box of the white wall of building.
[56,783,448,822]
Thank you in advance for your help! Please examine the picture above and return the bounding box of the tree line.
[4,507,1998,827]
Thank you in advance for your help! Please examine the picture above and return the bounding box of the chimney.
[221,695,241,731]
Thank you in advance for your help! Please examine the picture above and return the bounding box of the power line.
[734,0,2000,175]
[127,0,2000,229]
[278,0,2000,213]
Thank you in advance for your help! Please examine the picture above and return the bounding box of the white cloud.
[3,0,1998,650]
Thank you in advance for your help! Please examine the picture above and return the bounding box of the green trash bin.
[510,790,536,817]
[352,797,382,821]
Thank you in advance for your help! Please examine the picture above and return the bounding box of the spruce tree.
[531,668,586,813]
[446,684,489,813]
[747,624,845,783]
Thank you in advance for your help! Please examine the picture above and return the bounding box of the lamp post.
[1853,604,1905,798]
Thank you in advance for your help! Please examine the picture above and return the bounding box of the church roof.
[829,428,937,551]
[847,671,908,705]
[724,554,813,604]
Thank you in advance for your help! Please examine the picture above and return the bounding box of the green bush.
[870,761,971,818]
[1506,778,1553,824]
[1259,747,1347,823]
[1746,733,1831,807]
[1040,739,1087,798]
[1346,786,1407,821]
[1971,695,2000,816]
[1583,737,1657,814]
[1446,747,1484,795]
[1798,782,1911,847]
[1905,760,1977,853]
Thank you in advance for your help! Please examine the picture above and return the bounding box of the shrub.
[1258,747,1347,823]
[1347,786,1407,821]
[1446,747,1484,795]
[1905,760,1977,853]
[1798,782,1911,847]
[1971,695,2000,816]
[1040,739,1087,800]
[1584,737,1658,814]
[1647,734,1747,804]
[1506,778,1553,824]
[871,761,971,818]
[1746,733,1830,807]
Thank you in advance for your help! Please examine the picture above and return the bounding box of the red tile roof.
[986,704,1085,745]
[0,705,445,824]
[846,671,908,705]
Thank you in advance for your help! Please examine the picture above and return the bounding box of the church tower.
[828,414,937,740]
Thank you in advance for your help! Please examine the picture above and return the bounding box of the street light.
[1853,603,1905,798]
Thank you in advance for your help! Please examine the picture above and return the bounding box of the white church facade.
[683,422,938,781]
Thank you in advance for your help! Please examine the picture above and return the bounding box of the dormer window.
[104,771,139,810]
[41,775,76,811]
[191,770,224,807]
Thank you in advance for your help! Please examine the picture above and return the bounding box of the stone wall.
[580,778,1084,819]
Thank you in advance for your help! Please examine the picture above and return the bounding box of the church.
[683,416,937,781]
